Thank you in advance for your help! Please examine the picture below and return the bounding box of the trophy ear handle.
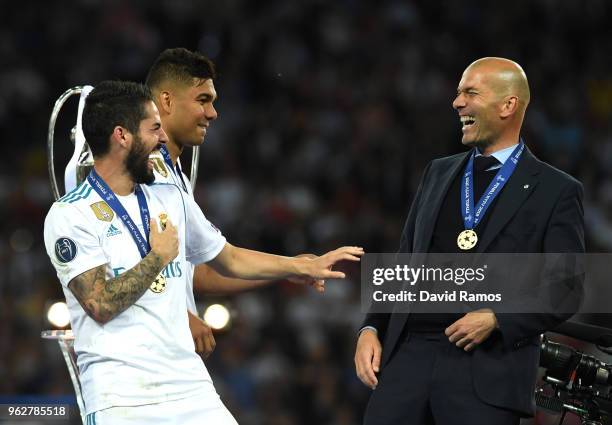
[48,85,94,200]
[189,145,200,191]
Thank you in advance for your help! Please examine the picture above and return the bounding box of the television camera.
[538,320,612,425]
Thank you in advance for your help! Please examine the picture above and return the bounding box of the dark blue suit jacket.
[363,146,585,416]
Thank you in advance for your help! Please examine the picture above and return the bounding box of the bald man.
[355,58,584,424]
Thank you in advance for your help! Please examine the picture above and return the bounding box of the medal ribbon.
[87,169,151,258]
[461,141,525,230]
[159,145,188,192]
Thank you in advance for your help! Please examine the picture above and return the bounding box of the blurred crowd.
[1,0,611,424]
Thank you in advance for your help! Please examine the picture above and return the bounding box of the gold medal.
[457,229,478,250]
[150,274,167,293]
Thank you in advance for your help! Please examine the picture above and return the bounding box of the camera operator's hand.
[445,308,498,352]
[355,329,382,389]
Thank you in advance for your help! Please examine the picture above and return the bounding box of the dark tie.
[474,156,501,199]
[474,155,500,172]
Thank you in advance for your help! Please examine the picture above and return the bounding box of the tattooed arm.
[68,218,178,324]
[68,252,164,324]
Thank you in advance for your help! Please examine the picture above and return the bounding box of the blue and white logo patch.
[55,237,78,263]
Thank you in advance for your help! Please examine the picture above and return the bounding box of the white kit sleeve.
[183,195,226,265]
[43,203,108,288]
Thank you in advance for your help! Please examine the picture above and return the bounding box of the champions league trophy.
[43,86,203,424]
[47,85,201,197]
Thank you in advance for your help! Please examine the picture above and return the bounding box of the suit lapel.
[476,147,541,252]
[414,152,469,252]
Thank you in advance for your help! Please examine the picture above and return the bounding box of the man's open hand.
[288,254,326,292]
[301,246,364,280]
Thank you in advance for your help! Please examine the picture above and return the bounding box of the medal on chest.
[457,229,478,250]
[459,143,524,250]
[150,274,167,293]
[88,170,172,295]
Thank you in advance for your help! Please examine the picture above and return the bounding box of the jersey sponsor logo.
[151,157,169,178]
[55,237,78,263]
[90,201,115,222]
[162,261,183,278]
[106,224,122,237]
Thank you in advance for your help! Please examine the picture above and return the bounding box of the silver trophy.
[47,85,201,200]
[47,86,94,199]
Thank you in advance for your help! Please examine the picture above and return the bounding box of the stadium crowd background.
[1,1,610,424]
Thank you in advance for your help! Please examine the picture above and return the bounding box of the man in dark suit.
[354,57,585,424]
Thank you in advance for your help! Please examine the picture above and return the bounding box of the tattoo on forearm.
[68,253,164,324]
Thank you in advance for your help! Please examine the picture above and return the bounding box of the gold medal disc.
[457,229,478,250]
[150,274,167,293]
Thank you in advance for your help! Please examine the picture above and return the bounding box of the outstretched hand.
[301,246,364,280]
[287,254,326,292]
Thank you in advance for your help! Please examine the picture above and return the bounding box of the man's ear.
[111,126,131,149]
[158,90,173,114]
[500,96,518,118]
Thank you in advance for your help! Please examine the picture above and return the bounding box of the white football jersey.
[149,151,198,314]
[43,179,226,415]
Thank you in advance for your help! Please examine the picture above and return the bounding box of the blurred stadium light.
[203,303,231,330]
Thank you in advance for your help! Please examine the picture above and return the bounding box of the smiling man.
[43,80,363,424]
[144,48,319,357]
[355,58,584,425]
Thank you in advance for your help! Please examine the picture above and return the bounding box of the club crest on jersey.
[90,201,115,222]
[151,157,169,178]
[55,237,77,263]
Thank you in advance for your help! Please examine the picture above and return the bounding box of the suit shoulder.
[534,158,582,190]
[428,151,467,170]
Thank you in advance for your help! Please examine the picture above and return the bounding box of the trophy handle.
[190,145,200,191]
[47,86,94,201]
[41,330,86,424]
[49,86,199,194]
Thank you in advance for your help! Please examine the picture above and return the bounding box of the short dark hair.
[83,81,153,158]
[145,48,217,90]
